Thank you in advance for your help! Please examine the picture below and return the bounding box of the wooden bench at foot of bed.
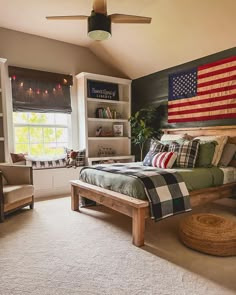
[71,180,236,247]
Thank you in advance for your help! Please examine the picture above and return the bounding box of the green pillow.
[195,141,216,167]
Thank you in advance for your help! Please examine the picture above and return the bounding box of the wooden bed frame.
[71,126,236,247]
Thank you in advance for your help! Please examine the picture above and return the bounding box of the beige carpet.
[0,196,235,295]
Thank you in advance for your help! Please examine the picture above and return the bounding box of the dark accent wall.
[132,47,236,130]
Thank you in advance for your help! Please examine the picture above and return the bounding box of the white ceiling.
[0,0,235,79]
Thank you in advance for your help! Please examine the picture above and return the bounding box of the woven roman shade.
[9,66,73,113]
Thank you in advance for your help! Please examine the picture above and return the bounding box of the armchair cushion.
[3,185,34,204]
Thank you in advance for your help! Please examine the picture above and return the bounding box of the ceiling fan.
[46,0,151,41]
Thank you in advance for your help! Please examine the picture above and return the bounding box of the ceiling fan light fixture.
[88,12,111,41]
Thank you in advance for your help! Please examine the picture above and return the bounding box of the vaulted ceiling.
[0,0,235,79]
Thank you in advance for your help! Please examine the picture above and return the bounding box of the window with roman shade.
[8,66,73,157]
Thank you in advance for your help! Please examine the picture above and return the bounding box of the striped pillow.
[152,152,177,169]
[168,140,200,168]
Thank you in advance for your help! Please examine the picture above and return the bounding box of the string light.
[11,75,72,94]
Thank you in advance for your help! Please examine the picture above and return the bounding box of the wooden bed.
[71,126,236,247]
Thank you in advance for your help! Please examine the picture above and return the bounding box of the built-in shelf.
[87,97,129,104]
[88,118,128,123]
[77,72,133,165]
[0,113,3,117]
[0,137,4,141]
[88,137,129,140]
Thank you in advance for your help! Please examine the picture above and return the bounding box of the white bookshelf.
[0,58,8,162]
[76,72,134,165]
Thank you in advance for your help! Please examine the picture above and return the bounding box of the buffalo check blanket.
[83,163,191,221]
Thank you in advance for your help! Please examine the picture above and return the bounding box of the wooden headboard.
[162,125,236,167]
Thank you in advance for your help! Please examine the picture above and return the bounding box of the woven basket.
[179,213,236,256]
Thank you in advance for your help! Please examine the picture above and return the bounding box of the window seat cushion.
[26,158,67,170]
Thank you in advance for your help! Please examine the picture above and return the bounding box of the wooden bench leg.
[71,185,80,211]
[132,207,145,247]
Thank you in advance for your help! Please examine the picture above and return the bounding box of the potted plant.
[129,107,158,161]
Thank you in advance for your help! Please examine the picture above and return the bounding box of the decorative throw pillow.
[143,141,166,166]
[218,143,236,167]
[194,136,228,166]
[151,152,177,169]
[168,140,200,168]
[10,152,26,163]
[195,141,216,167]
[66,149,86,167]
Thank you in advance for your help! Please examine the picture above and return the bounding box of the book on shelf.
[95,107,115,119]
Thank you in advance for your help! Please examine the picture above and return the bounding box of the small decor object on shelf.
[96,126,103,136]
[87,80,119,100]
[113,124,123,137]
[97,146,116,157]
[95,126,113,137]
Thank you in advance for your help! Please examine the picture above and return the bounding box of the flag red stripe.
[198,56,236,71]
[197,84,236,96]
[198,75,236,88]
[168,94,236,109]
[168,103,236,116]
[198,65,236,79]
[168,113,236,123]
[164,152,174,169]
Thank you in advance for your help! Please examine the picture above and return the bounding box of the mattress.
[80,162,224,200]
[219,166,236,184]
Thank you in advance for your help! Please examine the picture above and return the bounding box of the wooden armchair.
[0,164,34,222]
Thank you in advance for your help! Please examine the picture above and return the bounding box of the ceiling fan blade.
[46,15,88,20]
[93,0,107,14]
[110,14,151,24]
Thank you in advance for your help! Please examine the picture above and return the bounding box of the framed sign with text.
[87,80,119,100]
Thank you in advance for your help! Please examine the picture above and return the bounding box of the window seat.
[33,167,83,198]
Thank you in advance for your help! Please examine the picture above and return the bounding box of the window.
[13,112,69,157]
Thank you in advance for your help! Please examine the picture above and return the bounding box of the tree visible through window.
[13,112,69,157]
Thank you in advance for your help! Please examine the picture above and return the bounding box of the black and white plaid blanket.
[84,163,191,221]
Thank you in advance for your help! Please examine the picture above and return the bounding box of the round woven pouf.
[179,213,236,256]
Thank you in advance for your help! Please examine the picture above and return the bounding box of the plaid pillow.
[66,149,86,167]
[143,140,166,166]
[168,140,200,168]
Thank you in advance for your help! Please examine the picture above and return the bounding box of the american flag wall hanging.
[168,56,236,123]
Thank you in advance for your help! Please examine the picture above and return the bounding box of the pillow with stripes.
[151,152,177,169]
[168,140,200,168]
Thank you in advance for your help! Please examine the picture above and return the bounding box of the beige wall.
[0,27,124,151]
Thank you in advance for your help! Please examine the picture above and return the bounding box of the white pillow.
[194,135,228,166]
[160,133,188,141]
[25,154,66,161]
